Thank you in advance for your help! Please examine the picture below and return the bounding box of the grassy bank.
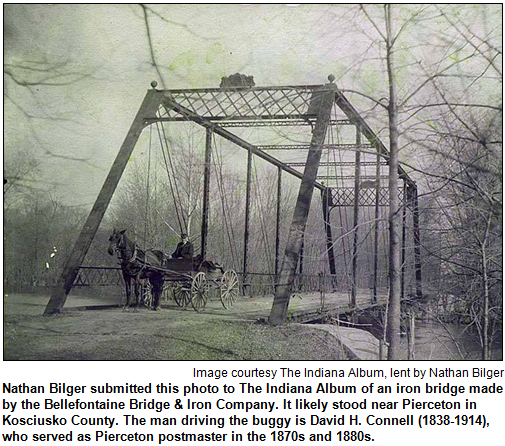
[4,293,348,361]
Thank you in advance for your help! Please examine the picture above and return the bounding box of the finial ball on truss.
[150,81,158,89]
[328,74,336,83]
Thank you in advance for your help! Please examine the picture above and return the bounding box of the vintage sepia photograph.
[3,4,502,360]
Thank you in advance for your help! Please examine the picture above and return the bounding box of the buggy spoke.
[220,270,239,309]
[191,272,208,312]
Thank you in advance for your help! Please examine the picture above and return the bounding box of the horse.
[107,229,165,310]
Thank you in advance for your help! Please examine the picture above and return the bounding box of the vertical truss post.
[242,150,253,289]
[412,186,423,298]
[269,81,336,324]
[351,126,361,307]
[401,179,407,299]
[372,151,381,304]
[44,90,162,315]
[299,232,305,276]
[200,127,213,259]
[321,188,337,280]
[275,167,282,277]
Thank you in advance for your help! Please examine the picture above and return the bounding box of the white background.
[2,361,504,445]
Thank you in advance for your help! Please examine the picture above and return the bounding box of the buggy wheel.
[174,285,191,307]
[191,272,208,312]
[141,284,153,308]
[162,283,174,302]
[220,270,239,309]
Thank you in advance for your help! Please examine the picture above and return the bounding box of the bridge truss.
[44,76,422,317]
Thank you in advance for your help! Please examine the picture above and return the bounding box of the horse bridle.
[114,233,138,264]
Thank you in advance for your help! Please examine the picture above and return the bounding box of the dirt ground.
[3,293,348,361]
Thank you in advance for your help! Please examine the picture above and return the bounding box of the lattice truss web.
[156,85,406,207]
[159,85,323,120]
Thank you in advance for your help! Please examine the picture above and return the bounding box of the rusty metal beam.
[243,150,253,282]
[44,90,163,315]
[269,81,336,325]
[165,84,326,93]
[334,89,415,187]
[322,188,337,278]
[217,119,351,128]
[288,161,386,167]
[401,180,407,299]
[350,127,362,307]
[275,167,282,276]
[146,117,351,127]
[299,233,305,277]
[372,152,381,304]
[316,175,389,180]
[161,99,326,192]
[412,187,423,298]
[259,143,372,151]
[200,127,213,259]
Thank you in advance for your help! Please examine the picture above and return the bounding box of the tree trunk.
[481,210,492,360]
[385,4,402,360]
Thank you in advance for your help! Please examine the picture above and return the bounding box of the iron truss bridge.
[158,85,328,121]
[328,187,407,207]
[43,79,423,316]
[74,267,124,287]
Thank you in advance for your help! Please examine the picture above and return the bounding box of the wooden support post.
[44,90,163,315]
[401,180,407,299]
[321,188,337,280]
[200,127,213,259]
[269,80,335,325]
[275,167,282,277]
[412,187,423,298]
[351,126,361,307]
[372,152,381,304]
[242,150,253,289]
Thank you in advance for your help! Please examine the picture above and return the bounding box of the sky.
[4,4,502,207]
[4,4,358,206]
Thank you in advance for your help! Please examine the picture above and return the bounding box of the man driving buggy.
[171,233,194,259]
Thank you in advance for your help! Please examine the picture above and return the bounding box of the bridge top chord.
[159,85,338,122]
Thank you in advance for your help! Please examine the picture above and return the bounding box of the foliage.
[4,192,87,291]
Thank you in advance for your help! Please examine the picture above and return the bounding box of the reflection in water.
[398,321,502,360]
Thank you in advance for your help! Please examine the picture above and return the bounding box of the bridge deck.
[47,290,389,360]
[61,289,387,320]
[211,290,387,322]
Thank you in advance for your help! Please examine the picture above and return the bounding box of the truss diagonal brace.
[161,98,325,191]
[334,90,415,189]
[44,90,163,315]
[269,83,336,325]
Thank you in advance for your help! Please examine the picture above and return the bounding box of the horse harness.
[114,234,146,277]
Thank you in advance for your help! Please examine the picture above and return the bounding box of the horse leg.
[132,279,140,310]
[123,274,132,310]
[151,276,162,311]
